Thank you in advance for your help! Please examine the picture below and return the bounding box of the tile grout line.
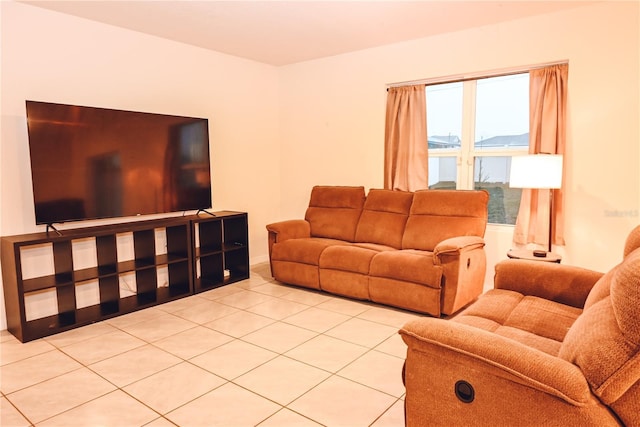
[1,264,408,426]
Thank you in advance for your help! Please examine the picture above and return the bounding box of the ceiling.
[22,1,595,66]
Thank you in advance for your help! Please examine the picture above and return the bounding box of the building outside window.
[426,73,529,224]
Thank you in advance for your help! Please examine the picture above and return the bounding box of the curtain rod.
[386,60,569,89]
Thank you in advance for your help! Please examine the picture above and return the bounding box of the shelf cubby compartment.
[98,275,120,316]
[162,260,192,297]
[191,211,249,293]
[197,253,225,290]
[1,216,196,342]
[1,213,247,342]
[224,246,250,284]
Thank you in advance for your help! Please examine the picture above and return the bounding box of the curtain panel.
[514,64,568,248]
[384,85,428,191]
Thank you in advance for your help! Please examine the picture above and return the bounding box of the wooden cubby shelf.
[192,211,249,293]
[1,211,249,342]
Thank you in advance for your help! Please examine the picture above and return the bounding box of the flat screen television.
[26,100,212,225]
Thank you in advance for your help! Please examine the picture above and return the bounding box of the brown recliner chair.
[400,226,640,426]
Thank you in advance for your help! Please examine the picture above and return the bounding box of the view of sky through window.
[426,73,529,148]
[426,73,530,224]
[475,73,529,146]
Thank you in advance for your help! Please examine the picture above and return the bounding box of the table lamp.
[509,154,563,254]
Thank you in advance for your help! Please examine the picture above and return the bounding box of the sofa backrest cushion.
[305,186,366,242]
[584,225,640,310]
[582,268,614,310]
[354,189,414,249]
[559,248,640,414]
[402,190,489,251]
[624,224,640,258]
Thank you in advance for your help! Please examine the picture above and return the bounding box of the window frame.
[426,74,530,224]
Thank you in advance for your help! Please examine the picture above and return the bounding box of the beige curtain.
[514,64,568,248]
[384,85,428,191]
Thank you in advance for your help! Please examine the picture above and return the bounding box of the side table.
[507,249,562,263]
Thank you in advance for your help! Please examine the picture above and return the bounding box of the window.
[427,73,529,224]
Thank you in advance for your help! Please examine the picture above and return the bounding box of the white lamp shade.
[509,154,563,189]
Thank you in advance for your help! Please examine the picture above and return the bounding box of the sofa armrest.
[266,220,311,273]
[494,259,604,309]
[266,219,311,243]
[267,219,311,259]
[400,317,592,406]
[433,236,486,315]
[433,236,485,258]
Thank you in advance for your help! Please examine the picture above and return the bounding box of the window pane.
[474,156,522,224]
[429,157,457,189]
[426,82,463,150]
[475,74,529,150]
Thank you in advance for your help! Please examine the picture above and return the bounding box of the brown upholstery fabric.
[452,289,523,327]
[354,189,413,249]
[319,268,370,300]
[270,237,350,289]
[271,237,349,266]
[369,249,441,289]
[267,186,489,317]
[559,249,640,426]
[266,219,310,243]
[305,186,365,242]
[401,225,640,427]
[319,245,380,275]
[611,251,640,344]
[452,289,581,356]
[583,267,615,309]
[495,259,604,309]
[270,260,320,290]
[502,296,581,344]
[438,244,487,315]
[400,318,619,426]
[319,242,397,301]
[319,191,409,296]
[368,250,443,316]
[369,276,441,315]
[402,189,488,251]
[623,224,640,257]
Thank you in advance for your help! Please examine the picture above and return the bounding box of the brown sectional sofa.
[266,186,489,316]
[400,225,640,426]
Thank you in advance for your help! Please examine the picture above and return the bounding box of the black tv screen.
[26,101,212,225]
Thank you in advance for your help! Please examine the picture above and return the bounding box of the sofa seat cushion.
[271,238,350,265]
[352,242,398,252]
[319,244,382,274]
[453,289,582,356]
[367,250,444,315]
[369,250,441,288]
[318,245,384,300]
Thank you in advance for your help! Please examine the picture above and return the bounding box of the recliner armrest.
[433,236,485,258]
[266,219,311,243]
[400,317,593,406]
[494,259,604,309]
[433,236,487,315]
[266,220,312,277]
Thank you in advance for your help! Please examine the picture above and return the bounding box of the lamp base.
[507,249,562,263]
[533,250,548,258]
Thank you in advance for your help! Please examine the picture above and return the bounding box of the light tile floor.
[1,263,425,426]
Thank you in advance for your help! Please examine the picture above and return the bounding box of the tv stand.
[1,211,249,342]
[195,209,217,217]
[46,223,63,236]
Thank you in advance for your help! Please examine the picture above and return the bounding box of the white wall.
[0,1,281,329]
[277,1,639,284]
[1,1,639,330]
